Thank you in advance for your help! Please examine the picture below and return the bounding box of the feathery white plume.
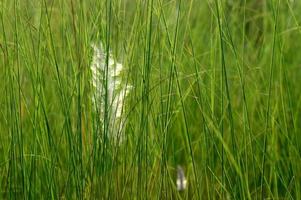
[90,43,131,143]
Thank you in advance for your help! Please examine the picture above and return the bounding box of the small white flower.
[176,165,187,191]
[90,43,131,143]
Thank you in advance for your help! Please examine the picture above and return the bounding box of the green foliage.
[0,0,301,199]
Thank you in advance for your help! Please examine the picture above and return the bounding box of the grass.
[1,0,301,199]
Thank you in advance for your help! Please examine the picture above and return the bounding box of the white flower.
[176,165,187,191]
[90,43,131,143]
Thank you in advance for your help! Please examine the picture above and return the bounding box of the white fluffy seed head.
[90,43,131,143]
[176,165,187,191]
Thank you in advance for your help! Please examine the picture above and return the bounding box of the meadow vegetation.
[1,0,301,199]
